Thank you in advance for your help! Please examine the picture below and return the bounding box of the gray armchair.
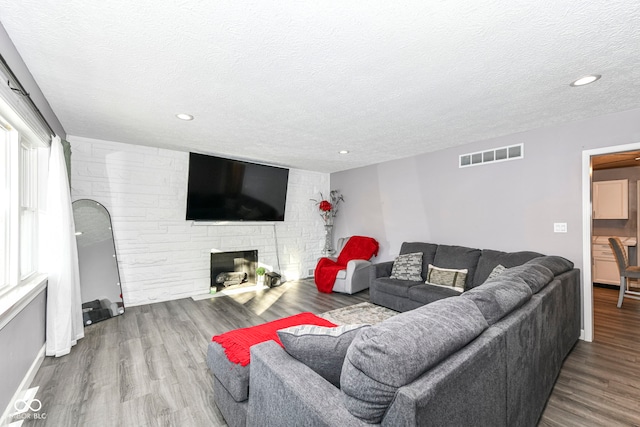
[324,237,376,294]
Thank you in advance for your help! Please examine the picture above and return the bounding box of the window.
[0,115,47,296]
[0,126,8,289]
[20,140,38,279]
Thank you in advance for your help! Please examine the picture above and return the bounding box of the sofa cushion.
[340,297,489,423]
[433,245,482,290]
[400,242,438,280]
[499,263,554,294]
[472,250,543,288]
[407,283,461,304]
[425,264,467,292]
[336,269,346,279]
[389,252,423,281]
[462,278,533,325]
[277,324,370,388]
[371,277,422,298]
[525,255,574,276]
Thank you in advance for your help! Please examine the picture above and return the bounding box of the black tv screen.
[186,153,289,222]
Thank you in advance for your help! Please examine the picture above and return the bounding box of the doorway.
[582,142,640,342]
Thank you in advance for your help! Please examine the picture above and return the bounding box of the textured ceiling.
[1,1,640,173]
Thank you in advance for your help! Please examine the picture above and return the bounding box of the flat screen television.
[186,152,289,222]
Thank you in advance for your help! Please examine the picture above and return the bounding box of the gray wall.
[332,107,640,275]
[0,291,46,418]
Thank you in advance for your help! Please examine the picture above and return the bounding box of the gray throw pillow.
[486,264,507,282]
[389,252,423,281]
[277,324,370,388]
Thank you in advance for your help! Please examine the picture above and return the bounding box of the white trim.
[581,141,640,343]
[0,65,51,146]
[0,95,49,149]
[0,345,45,427]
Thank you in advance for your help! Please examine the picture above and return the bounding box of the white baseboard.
[0,344,45,427]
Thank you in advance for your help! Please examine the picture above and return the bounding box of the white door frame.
[582,142,640,342]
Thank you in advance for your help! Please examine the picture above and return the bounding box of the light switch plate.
[554,223,567,233]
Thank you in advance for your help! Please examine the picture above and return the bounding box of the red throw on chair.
[314,236,379,293]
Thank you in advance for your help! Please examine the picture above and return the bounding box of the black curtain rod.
[0,52,56,138]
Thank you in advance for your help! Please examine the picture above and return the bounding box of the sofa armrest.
[248,341,370,427]
[342,260,373,294]
[382,328,507,427]
[370,261,394,281]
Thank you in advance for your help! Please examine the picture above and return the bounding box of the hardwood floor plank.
[78,385,121,427]
[118,339,151,402]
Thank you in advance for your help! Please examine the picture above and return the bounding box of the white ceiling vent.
[459,143,524,168]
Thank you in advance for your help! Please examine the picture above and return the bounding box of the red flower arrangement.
[319,200,332,212]
[311,190,344,225]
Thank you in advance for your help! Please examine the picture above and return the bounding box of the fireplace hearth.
[210,250,258,292]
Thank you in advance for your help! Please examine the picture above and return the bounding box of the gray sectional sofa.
[242,244,580,426]
[370,242,545,312]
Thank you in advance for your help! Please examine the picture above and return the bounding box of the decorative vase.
[322,224,335,256]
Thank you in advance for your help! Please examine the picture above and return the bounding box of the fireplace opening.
[210,250,258,292]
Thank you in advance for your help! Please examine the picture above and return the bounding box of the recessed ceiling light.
[570,74,601,87]
[75,231,83,236]
[176,113,194,121]
[339,150,349,154]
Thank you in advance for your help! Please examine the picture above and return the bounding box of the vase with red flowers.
[311,190,344,255]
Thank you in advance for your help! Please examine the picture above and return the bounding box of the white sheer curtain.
[45,135,84,357]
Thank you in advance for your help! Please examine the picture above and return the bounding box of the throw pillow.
[277,324,370,388]
[389,252,423,281]
[425,264,467,292]
[486,264,507,282]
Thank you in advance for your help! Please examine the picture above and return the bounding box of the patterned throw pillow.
[389,252,423,281]
[486,264,507,281]
[425,264,468,292]
[278,324,370,388]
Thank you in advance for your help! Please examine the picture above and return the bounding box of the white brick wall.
[69,136,329,306]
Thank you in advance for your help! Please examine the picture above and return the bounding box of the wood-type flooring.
[19,281,640,426]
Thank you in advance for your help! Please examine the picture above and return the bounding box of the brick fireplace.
[210,250,258,292]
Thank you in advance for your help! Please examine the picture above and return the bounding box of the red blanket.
[314,236,379,293]
[211,312,336,366]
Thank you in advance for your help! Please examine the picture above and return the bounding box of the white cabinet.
[592,243,622,285]
[592,237,636,285]
[593,179,628,219]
